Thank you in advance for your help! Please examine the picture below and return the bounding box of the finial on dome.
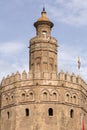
[41,6,46,15]
[43,6,45,12]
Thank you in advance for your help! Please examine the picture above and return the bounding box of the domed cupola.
[34,7,54,28]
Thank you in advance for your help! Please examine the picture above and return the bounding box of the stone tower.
[29,7,58,79]
[0,8,87,130]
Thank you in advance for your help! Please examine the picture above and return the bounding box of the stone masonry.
[0,8,87,130]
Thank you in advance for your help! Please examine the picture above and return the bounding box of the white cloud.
[0,41,28,81]
[47,0,87,26]
[0,42,25,55]
[0,59,29,82]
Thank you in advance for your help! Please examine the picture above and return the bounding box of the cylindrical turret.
[29,8,58,79]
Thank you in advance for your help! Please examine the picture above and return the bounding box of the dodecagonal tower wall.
[0,8,87,130]
[0,70,87,130]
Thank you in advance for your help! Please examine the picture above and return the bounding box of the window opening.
[70,109,74,118]
[53,92,57,100]
[42,31,47,38]
[43,92,47,100]
[73,95,76,103]
[7,112,10,119]
[6,97,8,101]
[25,108,29,116]
[48,108,53,116]
[66,94,69,101]
[30,92,33,100]
[22,93,25,100]
[22,93,25,97]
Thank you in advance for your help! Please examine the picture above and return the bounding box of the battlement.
[1,70,87,90]
[1,70,57,87]
[1,70,29,87]
[58,70,87,89]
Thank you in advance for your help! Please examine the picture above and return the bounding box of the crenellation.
[1,71,29,87]
[1,77,6,86]
[65,72,71,81]
[76,75,82,84]
[5,75,10,85]
[15,71,21,81]
[80,79,87,95]
[82,79,87,90]
[10,73,15,83]
[58,71,87,92]
[59,70,65,80]
[71,73,76,83]
[22,70,27,80]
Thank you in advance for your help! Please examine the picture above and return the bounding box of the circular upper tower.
[34,7,54,37]
[29,8,58,79]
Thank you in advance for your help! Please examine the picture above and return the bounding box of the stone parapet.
[1,70,87,93]
[1,71,58,87]
[58,70,87,90]
[1,71,28,87]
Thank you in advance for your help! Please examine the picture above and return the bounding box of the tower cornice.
[34,20,54,28]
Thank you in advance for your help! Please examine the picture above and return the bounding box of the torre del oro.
[0,8,87,130]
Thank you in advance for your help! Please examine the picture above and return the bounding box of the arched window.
[22,93,25,100]
[66,94,69,102]
[48,108,53,116]
[11,95,13,99]
[29,92,33,100]
[42,31,47,38]
[25,108,29,116]
[22,93,25,97]
[53,92,57,100]
[6,97,8,102]
[7,112,10,119]
[73,95,76,103]
[70,109,74,118]
[43,92,47,100]
[11,95,14,102]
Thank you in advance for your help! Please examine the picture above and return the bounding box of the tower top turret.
[34,8,54,28]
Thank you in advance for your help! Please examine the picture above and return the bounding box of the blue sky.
[0,0,87,82]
